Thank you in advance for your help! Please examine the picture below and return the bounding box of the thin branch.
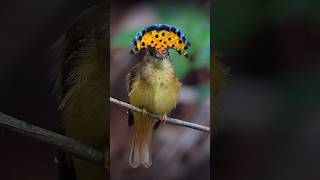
[0,97,209,165]
[109,97,210,133]
[0,112,103,163]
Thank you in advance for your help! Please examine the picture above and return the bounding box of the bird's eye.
[150,50,156,57]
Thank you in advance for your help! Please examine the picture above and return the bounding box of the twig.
[0,112,103,163]
[109,97,210,133]
[0,97,209,165]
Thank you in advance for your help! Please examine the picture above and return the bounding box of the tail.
[129,113,154,168]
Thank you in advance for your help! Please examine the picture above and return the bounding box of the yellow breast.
[129,67,181,114]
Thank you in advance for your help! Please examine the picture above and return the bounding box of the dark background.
[0,0,101,179]
[2,0,319,180]
[213,0,320,180]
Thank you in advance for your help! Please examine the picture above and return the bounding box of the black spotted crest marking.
[130,24,191,58]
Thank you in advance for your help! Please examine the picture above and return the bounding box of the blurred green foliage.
[213,0,320,53]
[112,3,210,79]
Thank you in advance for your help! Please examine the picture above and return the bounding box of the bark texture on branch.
[109,97,210,133]
[0,112,104,163]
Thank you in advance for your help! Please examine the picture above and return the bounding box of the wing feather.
[126,63,144,127]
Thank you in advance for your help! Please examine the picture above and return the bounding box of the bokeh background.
[110,0,210,179]
[0,0,102,180]
[213,0,320,179]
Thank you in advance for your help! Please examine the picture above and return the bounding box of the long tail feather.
[129,113,154,168]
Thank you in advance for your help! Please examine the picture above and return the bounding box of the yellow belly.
[130,78,180,114]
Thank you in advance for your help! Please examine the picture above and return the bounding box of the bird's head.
[130,24,191,60]
[145,47,169,60]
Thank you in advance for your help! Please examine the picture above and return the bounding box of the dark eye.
[150,50,156,57]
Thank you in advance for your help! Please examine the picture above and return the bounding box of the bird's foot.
[161,113,168,124]
[141,108,148,116]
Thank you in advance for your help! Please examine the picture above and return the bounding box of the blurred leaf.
[112,29,139,47]
[170,49,192,78]
[193,38,210,69]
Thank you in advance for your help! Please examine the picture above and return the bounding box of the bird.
[127,24,191,168]
[53,3,107,180]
